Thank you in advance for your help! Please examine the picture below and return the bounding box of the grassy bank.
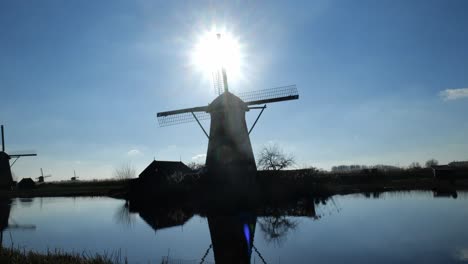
[3,168,468,200]
[257,168,468,197]
[0,247,127,264]
[0,179,130,199]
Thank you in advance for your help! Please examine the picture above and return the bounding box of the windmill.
[36,168,52,183]
[71,170,79,181]
[157,34,299,186]
[0,125,37,189]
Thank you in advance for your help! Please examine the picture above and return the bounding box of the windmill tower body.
[206,92,256,185]
[0,152,13,188]
[0,126,13,188]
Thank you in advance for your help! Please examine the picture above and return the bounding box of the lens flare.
[191,28,243,82]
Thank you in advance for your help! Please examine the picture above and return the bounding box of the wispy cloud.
[192,154,206,161]
[439,88,468,101]
[127,149,143,156]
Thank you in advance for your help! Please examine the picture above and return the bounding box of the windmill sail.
[212,70,224,95]
[237,85,299,106]
[8,152,37,158]
[157,106,209,127]
[156,85,298,127]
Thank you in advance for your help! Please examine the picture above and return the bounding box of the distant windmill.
[0,125,37,189]
[71,170,79,181]
[157,34,299,186]
[36,168,52,183]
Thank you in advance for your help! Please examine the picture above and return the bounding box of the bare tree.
[259,215,298,246]
[425,159,439,168]
[408,162,421,169]
[114,201,136,227]
[113,163,136,180]
[186,162,205,171]
[257,144,295,171]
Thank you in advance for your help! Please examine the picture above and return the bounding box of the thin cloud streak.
[439,88,468,101]
[127,149,143,156]
[192,154,206,160]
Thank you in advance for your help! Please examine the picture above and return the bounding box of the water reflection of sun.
[191,27,244,83]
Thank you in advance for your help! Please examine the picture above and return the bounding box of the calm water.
[1,191,468,263]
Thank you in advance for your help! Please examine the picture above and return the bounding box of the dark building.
[130,160,193,201]
[432,163,468,181]
[139,160,192,185]
[136,206,194,231]
[17,178,36,189]
[432,165,456,180]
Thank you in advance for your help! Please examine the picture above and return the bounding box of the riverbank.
[0,179,129,199]
[0,247,127,264]
[2,168,468,200]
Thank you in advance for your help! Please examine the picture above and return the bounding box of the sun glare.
[191,28,243,82]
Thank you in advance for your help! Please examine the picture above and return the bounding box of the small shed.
[431,165,456,180]
[17,178,36,189]
[139,160,192,184]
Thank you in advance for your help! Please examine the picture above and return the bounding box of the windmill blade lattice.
[237,85,298,106]
[156,85,298,127]
[157,109,210,127]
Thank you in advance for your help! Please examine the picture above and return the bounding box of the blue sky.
[1,0,467,180]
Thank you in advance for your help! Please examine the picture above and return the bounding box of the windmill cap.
[207,91,248,112]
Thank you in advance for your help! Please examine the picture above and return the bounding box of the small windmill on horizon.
[0,125,37,189]
[157,33,299,186]
[36,168,52,183]
[71,170,79,181]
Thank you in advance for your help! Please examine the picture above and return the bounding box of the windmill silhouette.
[0,125,37,189]
[157,34,299,186]
[36,168,52,183]
[71,170,79,181]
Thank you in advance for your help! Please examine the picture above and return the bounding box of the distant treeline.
[330,160,468,173]
[331,164,401,173]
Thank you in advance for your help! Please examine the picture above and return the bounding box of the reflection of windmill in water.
[0,200,36,246]
[157,34,299,186]
[129,196,329,263]
[0,125,37,189]
[36,168,52,183]
[124,202,264,263]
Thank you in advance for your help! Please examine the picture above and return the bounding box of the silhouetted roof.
[17,178,35,189]
[139,160,192,181]
[138,207,193,231]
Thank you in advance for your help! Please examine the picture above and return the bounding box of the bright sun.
[191,28,243,82]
